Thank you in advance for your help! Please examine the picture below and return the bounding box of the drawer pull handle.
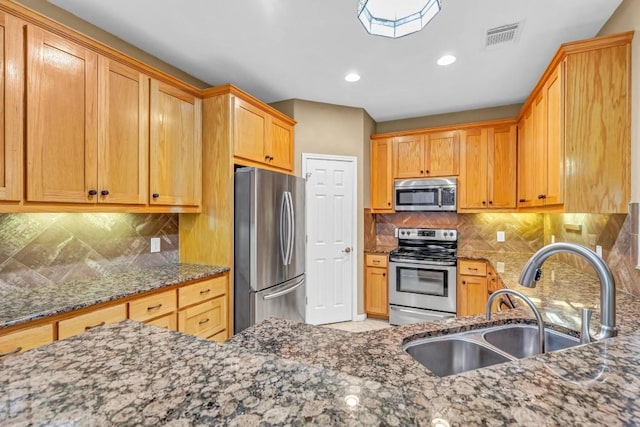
[0,347,22,358]
[147,304,162,311]
[373,260,380,264]
[468,267,478,271]
[85,321,105,331]
[199,289,211,295]
[199,318,210,325]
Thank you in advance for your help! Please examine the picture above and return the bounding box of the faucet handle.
[580,308,593,344]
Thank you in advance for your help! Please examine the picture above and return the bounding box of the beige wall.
[598,0,639,203]
[14,0,209,89]
[271,99,374,314]
[375,103,522,134]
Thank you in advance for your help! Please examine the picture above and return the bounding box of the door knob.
[342,247,352,253]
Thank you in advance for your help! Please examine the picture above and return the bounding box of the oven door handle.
[390,306,452,319]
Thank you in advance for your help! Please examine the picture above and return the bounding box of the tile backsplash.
[0,213,178,291]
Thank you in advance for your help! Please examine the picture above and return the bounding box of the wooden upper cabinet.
[149,80,202,207]
[0,12,23,202]
[234,97,267,164]
[97,57,149,205]
[233,96,294,172]
[393,135,423,178]
[267,115,293,171]
[392,131,459,179]
[370,138,393,212]
[459,124,516,211]
[425,130,459,177]
[488,125,517,209]
[544,62,564,207]
[517,108,536,208]
[26,25,98,203]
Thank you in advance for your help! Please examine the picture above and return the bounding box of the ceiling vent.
[485,23,520,48]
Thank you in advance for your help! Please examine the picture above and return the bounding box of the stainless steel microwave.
[394,178,457,211]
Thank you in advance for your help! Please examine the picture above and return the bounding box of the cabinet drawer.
[178,275,227,309]
[0,323,54,359]
[178,296,226,339]
[146,313,177,331]
[366,254,388,268]
[58,304,127,340]
[129,289,177,322]
[208,330,227,343]
[458,260,487,276]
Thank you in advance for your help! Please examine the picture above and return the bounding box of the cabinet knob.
[426,170,430,174]
[420,170,424,174]
[152,193,160,199]
[387,202,391,206]
[88,189,98,196]
[100,190,109,196]
[537,194,544,199]
[270,156,274,161]
[265,155,270,161]
[489,201,493,205]
[519,198,526,203]
[462,280,466,285]
[382,273,386,277]
[482,201,486,205]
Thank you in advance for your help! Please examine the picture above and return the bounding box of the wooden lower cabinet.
[364,254,389,319]
[128,289,177,322]
[178,296,227,339]
[146,313,178,331]
[58,304,127,340]
[0,323,54,359]
[457,260,488,317]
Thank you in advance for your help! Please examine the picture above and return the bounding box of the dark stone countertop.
[364,247,395,255]
[0,263,229,330]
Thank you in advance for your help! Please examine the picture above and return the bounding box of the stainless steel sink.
[404,337,511,377]
[483,324,580,359]
[404,323,580,377]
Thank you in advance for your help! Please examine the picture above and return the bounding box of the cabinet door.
[393,135,423,178]
[457,275,487,317]
[178,296,226,339]
[544,62,564,207]
[58,304,127,340]
[0,323,53,359]
[365,266,388,318]
[26,26,98,203]
[488,125,517,209]
[98,57,148,204]
[370,139,394,211]
[517,108,536,207]
[425,130,459,176]
[458,128,487,209]
[234,98,267,164]
[532,93,547,207]
[267,116,293,171]
[0,13,23,202]
[150,80,202,206]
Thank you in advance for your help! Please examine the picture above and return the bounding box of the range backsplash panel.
[0,213,178,291]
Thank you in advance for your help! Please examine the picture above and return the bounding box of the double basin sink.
[404,323,580,377]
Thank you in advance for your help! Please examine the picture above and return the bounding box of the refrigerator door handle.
[286,191,295,265]
[280,193,287,266]
[262,276,305,300]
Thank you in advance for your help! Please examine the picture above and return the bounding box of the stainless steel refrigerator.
[234,167,305,334]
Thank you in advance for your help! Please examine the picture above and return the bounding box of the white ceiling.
[49,0,622,122]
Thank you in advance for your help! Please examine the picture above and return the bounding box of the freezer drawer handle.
[390,306,451,319]
[263,278,304,301]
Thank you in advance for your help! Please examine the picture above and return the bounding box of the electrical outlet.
[150,237,161,253]
[496,231,505,242]
[551,235,556,244]
[496,261,505,273]
[596,245,603,258]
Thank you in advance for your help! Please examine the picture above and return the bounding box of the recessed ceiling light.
[437,55,456,66]
[345,73,361,82]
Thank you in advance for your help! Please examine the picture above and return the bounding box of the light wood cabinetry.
[150,80,202,207]
[0,323,53,359]
[233,96,294,172]
[459,123,517,211]
[128,289,177,323]
[97,57,149,205]
[178,296,227,340]
[364,254,389,319]
[146,313,178,331]
[457,260,488,317]
[370,138,394,212]
[0,12,24,202]
[26,25,98,204]
[392,131,459,179]
[58,304,127,340]
[517,32,632,213]
[178,275,227,308]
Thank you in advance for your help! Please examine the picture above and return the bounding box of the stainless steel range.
[389,227,458,326]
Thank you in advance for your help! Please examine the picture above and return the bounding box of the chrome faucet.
[518,242,617,342]
[486,288,545,354]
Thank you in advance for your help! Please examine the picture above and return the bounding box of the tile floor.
[322,318,392,332]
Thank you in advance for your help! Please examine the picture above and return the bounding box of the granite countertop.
[0,263,229,330]
[3,251,640,424]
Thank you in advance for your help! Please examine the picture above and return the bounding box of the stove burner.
[391,227,458,265]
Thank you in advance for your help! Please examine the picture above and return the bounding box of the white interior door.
[303,154,357,325]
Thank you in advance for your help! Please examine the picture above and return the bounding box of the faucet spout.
[518,242,616,341]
